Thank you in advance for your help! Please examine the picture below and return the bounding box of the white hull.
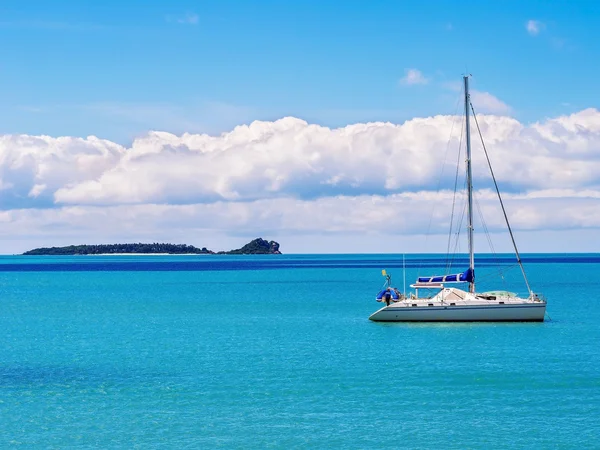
[370,288,546,322]
[370,302,546,322]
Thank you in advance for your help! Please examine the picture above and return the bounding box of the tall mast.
[464,75,475,293]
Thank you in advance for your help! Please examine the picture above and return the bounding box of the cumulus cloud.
[1,111,600,208]
[46,110,600,206]
[0,134,123,208]
[1,110,600,251]
[3,190,600,244]
[400,69,429,85]
[470,91,511,114]
[526,20,544,36]
[442,81,511,114]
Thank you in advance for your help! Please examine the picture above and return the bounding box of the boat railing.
[530,292,547,303]
[410,283,444,289]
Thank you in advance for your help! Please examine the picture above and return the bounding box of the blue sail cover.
[376,289,400,300]
[417,268,474,284]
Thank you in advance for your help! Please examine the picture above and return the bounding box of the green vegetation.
[219,238,281,255]
[23,239,281,255]
[23,243,212,255]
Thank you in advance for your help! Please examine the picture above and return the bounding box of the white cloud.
[470,90,511,114]
[400,69,429,85]
[50,110,600,206]
[0,134,123,207]
[526,20,544,36]
[28,184,47,198]
[441,80,512,114]
[1,110,600,251]
[3,190,600,250]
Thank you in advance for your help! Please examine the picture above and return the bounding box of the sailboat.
[369,76,547,322]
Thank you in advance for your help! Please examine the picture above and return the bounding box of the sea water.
[0,254,599,448]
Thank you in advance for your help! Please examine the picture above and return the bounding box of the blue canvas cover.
[417,267,474,284]
[376,289,400,300]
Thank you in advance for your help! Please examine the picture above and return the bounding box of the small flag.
[382,269,387,277]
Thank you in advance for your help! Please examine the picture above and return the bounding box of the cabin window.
[499,301,504,304]
[450,303,456,306]
[428,303,434,307]
[412,304,417,307]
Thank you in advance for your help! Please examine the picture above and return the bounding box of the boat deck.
[370,288,546,322]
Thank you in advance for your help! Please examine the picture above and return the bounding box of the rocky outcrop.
[220,238,281,255]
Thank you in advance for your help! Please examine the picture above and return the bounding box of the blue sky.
[0,0,598,142]
[0,0,599,253]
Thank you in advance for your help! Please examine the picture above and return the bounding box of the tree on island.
[23,238,281,255]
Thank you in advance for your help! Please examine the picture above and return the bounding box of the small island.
[23,238,281,256]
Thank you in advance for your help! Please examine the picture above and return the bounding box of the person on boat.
[384,290,392,306]
[376,287,400,304]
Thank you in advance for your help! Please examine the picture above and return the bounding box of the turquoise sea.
[1,254,599,448]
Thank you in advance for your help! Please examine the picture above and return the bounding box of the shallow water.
[1,254,598,448]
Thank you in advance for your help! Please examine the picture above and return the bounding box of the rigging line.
[449,154,473,273]
[470,102,533,296]
[475,263,519,282]
[448,190,468,273]
[450,200,467,265]
[476,268,516,282]
[445,111,465,272]
[448,174,468,271]
[474,195,497,258]
[474,194,509,290]
[418,87,464,279]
